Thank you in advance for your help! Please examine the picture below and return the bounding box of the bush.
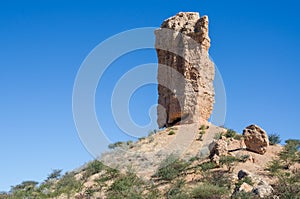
[220,156,238,165]
[279,139,300,168]
[96,167,119,187]
[108,141,124,149]
[199,125,207,131]
[219,156,239,171]
[53,172,82,197]
[153,154,189,181]
[10,181,39,198]
[168,131,176,135]
[214,133,223,140]
[225,129,237,138]
[83,160,105,179]
[271,169,300,198]
[204,171,231,189]
[191,183,228,199]
[166,179,187,198]
[199,162,217,172]
[107,173,144,199]
[238,154,250,163]
[269,133,281,145]
[47,169,62,181]
[266,159,282,174]
[232,191,258,199]
[235,176,253,190]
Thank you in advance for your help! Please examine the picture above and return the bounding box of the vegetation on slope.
[1,132,299,199]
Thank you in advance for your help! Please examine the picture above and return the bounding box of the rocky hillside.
[2,12,299,199]
[2,124,300,199]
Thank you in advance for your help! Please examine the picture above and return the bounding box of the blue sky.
[1,0,300,191]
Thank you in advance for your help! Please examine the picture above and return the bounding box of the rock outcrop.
[243,125,269,155]
[237,169,273,198]
[209,139,228,157]
[155,12,215,128]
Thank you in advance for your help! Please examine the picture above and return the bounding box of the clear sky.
[1,0,300,192]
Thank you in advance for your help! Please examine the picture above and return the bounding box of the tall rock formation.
[155,12,215,128]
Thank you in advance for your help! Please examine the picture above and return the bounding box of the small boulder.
[239,182,253,193]
[253,181,273,198]
[209,139,228,157]
[243,125,269,154]
[238,169,251,180]
[211,154,220,165]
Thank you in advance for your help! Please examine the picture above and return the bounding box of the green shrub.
[108,141,124,149]
[199,125,207,131]
[96,167,119,186]
[189,157,198,163]
[271,169,300,198]
[269,133,281,145]
[153,154,189,181]
[191,183,228,199]
[204,171,231,189]
[266,159,282,174]
[238,154,250,163]
[214,133,223,140]
[232,191,258,199]
[220,156,239,171]
[47,169,62,181]
[87,160,105,173]
[279,139,300,168]
[225,129,237,138]
[199,162,217,172]
[10,181,39,198]
[145,188,162,199]
[166,179,187,198]
[168,131,176,135]
[220,156,239,165]
[53,172,82,197]
[107,173,144,199]
[235,176,253,190]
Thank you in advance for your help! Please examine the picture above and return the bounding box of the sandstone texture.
[243,125,269,155]
[155,12,215,128]
[209,139,228,157]
[237,169,273,198]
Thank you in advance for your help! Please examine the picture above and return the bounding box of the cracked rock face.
[155,12,215,128]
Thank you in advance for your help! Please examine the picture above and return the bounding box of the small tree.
[269,133,281,145]
[153,154,189,181]
[10,181,38,193]
[47,169,62,181]
[279,139,300,168]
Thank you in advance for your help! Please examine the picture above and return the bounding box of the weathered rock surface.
[243,125,269,154]
[209,139,228,157]
[253,181,273,198]
[155,12,215,128]
[239,182,253,193]
[237,169,273,198]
